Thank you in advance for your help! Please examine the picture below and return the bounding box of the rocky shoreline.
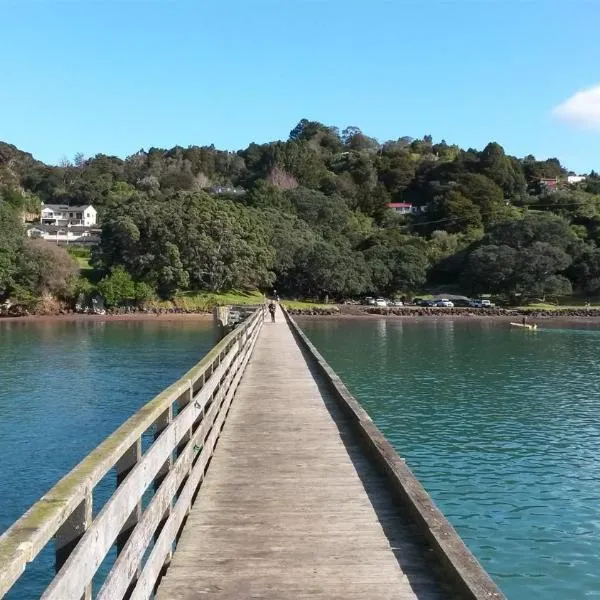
[0,306,212,320]
[285,306,600,318]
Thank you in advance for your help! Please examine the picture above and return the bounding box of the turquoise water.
[0,318,213,599]
[299,318,600,599]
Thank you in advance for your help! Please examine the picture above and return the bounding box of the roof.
[41,204,95,212]
[27,224,100,234]
[387,202,413,208]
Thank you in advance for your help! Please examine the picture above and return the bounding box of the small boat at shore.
[510,322,537,330]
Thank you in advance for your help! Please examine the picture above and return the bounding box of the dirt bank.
[0,311,212,323]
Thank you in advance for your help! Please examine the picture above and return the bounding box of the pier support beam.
[212,306,230,343]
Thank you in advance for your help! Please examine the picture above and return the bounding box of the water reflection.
[0,319,214,600]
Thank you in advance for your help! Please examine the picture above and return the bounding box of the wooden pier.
[0,305,505,600]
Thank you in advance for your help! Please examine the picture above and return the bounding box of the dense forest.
[2,119,600,310]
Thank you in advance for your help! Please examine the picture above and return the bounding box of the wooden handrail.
[0,308,263,599]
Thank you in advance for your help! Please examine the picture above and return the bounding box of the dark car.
[452,298,472,307]
[416,299,435,307]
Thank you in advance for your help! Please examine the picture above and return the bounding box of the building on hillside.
[387,202,413,215]
[26,224,101,246]
[539,177,559,191]
[387,202,427,215]
[567,175,586,184]
[210,186,246,196]
[40,204,97,227]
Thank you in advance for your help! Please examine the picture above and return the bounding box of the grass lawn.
[147,290,265,311]
[74,255,91,270]
[281,300,337,310]
[518,300,600,310]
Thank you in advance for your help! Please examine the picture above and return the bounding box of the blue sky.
[2,0,600,172]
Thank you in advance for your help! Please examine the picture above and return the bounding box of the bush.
[134,282,155,305]
[97,267,136,308]
[17,239,79,298]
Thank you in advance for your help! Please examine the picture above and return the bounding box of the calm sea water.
[0,318,213,599]
[299,318,600,599]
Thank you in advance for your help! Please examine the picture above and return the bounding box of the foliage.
[15,239,80,299]
[97,267,136,307]
[0,201,23,297]
[2,119,600,307]
[147,290,264,311]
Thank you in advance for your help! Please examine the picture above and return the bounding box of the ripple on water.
[0,319,213,599]
[300,319,600,600]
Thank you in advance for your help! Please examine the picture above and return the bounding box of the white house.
[567,175,586,185]
[26,224,101,246]
[40,204,97,227]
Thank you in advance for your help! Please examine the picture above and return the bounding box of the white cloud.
[553,85,600,130]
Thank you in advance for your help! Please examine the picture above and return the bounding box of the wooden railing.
[0,307,264,600]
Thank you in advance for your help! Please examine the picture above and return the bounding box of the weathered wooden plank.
[155,306,447,600]
[129,319,260,600]
[284,311,505,600]
[96,336,253,600]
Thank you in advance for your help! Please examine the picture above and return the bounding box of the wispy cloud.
[553,85,600,130]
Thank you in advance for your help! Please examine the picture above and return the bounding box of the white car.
[435,299,454,308]
[391,300,404,306]
[470,299,495,308]
[375,298,388,307]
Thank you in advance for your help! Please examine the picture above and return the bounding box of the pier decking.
[156,307,445,599]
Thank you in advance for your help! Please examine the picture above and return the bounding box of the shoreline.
[293,313,600,325]
[289,307,600,326]
[0,312,212,323]
[4,307,600,326]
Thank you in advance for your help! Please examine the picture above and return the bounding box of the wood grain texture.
[156,307,447,599]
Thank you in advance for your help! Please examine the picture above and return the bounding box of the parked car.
[375,298,388,307]
[434,299,454,308]
[390,300,404,306]
[363,296,376,306]
[452,298,472,307]
[416,299,435,307]
[470,299,495,308]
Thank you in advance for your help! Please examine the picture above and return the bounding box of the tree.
[16,239,79,298]
[457,173,506,224]
[463,244,519,294]
[97,267,137,307]
[485,213,574,250]
[294,240,370,299]
[425,191,483,234]
[134,281,155,304]
[361,231,429,295]
[463,240,572,301]
[245,180,291,210]
[479,142,525,197]
[0,201,24,297]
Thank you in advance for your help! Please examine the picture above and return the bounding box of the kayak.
[510,322,537,330]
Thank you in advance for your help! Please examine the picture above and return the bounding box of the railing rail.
[0,307,264,600]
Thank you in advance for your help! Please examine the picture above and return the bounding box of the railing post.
[153,406,174,567]
[115,439,143,552]
[176,382,194,458]
[54,492,92,600]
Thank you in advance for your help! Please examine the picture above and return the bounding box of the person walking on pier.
[268,300,276,323]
